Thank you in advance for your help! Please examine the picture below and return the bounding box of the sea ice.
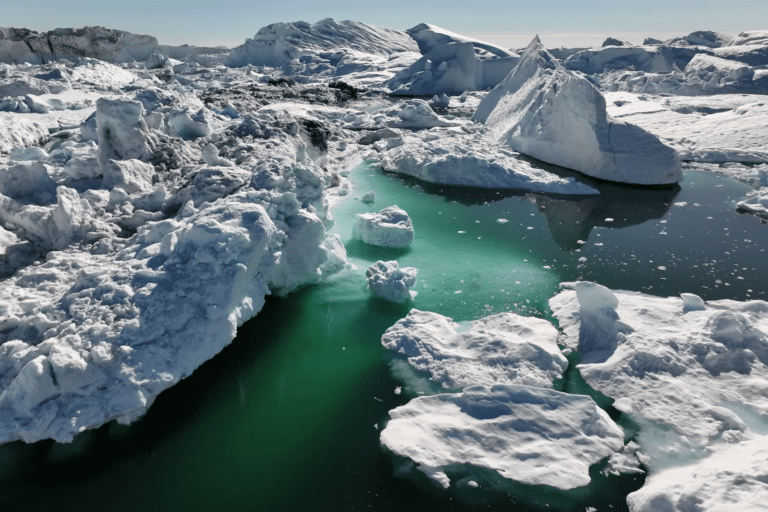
[473,36,682,185]
[365,260,417,303]
[352,205,414,247]
[380,384,624,490]
[549,282,768,453]
[381,309,567,389]
[377,127,599,194]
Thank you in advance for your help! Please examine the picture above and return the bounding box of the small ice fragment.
[394,386,402,395]
[361,191,376,204]
[658,266,666,271]
[497,218,509,224]
[454,290,462,294]
[527,226,534,230]
[467,480,479,488]
[675,202,687,206]
[605,218,614,222]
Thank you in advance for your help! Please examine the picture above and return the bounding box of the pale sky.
[4,0,766,48]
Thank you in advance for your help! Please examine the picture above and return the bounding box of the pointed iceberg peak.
[473,34,682,185]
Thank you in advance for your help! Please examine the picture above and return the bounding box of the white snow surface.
[352,205,414,248]
[627,433,768,512]
[549,282,768,455]
[380,384,625,490]
[365,260,417,303]
[473,36,682,185]
[606,92,768,163]
[381,309,567,389]
[376,127,599,194]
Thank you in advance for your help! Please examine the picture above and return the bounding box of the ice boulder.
[380,384,625,490]
[102,159,155,194]
[473,36,682,185]
[166,108,214,140]
[202,143,234,167]
[365,260,417,303]
[550,282,768,455]
[352,205,414,247]
[381,309,567,389]
[95,98,151,170]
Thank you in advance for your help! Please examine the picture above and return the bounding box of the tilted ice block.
[352,205,414,247]
[95,98,151,170]
[473,36,682,185]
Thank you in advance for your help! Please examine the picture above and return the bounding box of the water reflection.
[533,184,680,250]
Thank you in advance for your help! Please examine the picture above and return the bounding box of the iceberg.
[365,260,417,303]
[473,36,682,185]
[352,205,414,248]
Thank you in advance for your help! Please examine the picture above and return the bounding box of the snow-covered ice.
[473,36,682,185]
[380,384,625,490]
[365,260,417,303]
[376,126,599,194]
[550,282,768,454]
[352,205,414,247]
[381,309,567,389]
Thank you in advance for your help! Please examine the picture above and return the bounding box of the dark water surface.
[2,166,767,512]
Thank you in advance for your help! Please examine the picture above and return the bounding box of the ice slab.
[381,309,567,389]
[473,36,681,185]
[380,384,624,490]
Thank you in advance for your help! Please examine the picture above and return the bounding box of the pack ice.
[473,36,682,185]
[379,308,629,490]
[550,281,768,511]
[0,91,344,443]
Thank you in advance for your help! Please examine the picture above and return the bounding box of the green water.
[2,164,768,511]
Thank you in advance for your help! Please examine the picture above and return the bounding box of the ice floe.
[381,309,567,389]
[380,384,625,490]
[550,281,768,453]
[473,36,682,185]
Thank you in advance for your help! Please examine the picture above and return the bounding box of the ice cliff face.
[473,36,682,185]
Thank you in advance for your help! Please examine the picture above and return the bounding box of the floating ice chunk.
[95,98,150,170]
[202,143,234,167]
[381,309,567,389]
[380,385,624,490]
[550,282,768,454]
[473,37,682,185]
[365,260,417,303]
[352,205,414,247]
[738,188,768,216]
[361,191,375,204]
[319,234,348,277]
